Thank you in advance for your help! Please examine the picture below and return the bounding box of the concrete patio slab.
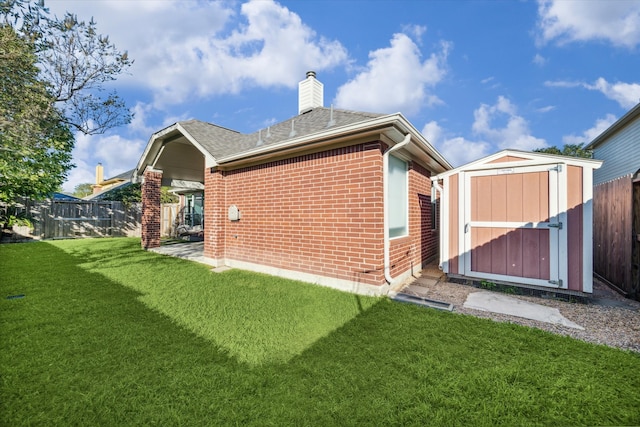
[148,242,218,267]
[464,291,584,330]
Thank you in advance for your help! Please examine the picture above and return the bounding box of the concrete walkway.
[463,291,584,329]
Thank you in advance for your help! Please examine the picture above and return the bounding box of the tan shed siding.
[488,155,529,163]
[567,165,583,291]
[592,114,640,185]
[219,143,386,287]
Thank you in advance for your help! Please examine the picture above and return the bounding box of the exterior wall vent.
[298,71,323,114]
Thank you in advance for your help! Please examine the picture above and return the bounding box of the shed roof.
[433,149,602,180]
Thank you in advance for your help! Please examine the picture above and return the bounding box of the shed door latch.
[547,222,563,230]
[548,279,563,287]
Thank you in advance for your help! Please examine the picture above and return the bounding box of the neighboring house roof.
[135,107,452,182]
[585,103,640,184]
[52,192,82,201]
[433,149,602,180]
[85,169,135,200]
[585,102,640,149]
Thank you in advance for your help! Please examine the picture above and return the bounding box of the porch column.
[204,167,225,261]
[141,167,162,249]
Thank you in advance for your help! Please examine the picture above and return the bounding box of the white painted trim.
[556,163,568,289]
[469,221,554,229]
[548,165,561,286]
[224,258,391,296]
[175,123,218,168]
[461,270,563,289]
[433,149,602,180]
[458,171,466,275]
[465,163,561,177]
[441,176,449,272]
[582,167,594,293]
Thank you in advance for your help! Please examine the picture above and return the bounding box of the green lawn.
[1,238,639,426]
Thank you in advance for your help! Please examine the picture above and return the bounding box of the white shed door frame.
[461,163,568,289]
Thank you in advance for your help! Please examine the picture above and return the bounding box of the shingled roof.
[178,107,383,159]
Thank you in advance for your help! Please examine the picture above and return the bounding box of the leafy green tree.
[103,183,179,205]
[0,24,74,202]
[72,182,93,198]
[534,143,592,159]
[1,0,133,135]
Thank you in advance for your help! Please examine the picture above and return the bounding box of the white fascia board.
[392,113,453,172]
[215,113,452,173]
[434,149,602,180]
[175,123,218,168]
[135,123,181,179]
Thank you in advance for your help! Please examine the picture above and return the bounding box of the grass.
[1,238,639,426]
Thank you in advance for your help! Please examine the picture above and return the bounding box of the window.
[388,155,408,238]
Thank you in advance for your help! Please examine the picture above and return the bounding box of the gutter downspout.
[383,133,411,286]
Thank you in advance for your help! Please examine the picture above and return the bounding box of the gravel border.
[400,271,640,353]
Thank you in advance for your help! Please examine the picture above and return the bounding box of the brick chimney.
[92,163,104,194]
[298,71,323,114]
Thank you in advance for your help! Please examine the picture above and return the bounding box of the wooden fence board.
[7,199,178,240]
[593,176,633,294]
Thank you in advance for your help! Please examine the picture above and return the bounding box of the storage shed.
[432,150,602,294]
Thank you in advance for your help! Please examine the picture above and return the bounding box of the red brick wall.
[141,169,162,249]
[204,168,225,260]
[388,162,435,278]
[214,142,387,286]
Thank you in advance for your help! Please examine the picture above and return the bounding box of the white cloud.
[545,78,640,108]
[536,0,640,48]
[334,34,449,115]
[586,78,640,109]
[532,53,547,66]
[563,114,617,145]
[63,132,146,192]
[421,97,546,167]
[421,121,491,167]
[536,105,556,113]
[48,0,348,108]
[472,96,547,151]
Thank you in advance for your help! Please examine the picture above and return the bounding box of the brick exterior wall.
[141,169,162,249]
[204,168,225,260]
[216,143,386,286]
[203,141,438,288]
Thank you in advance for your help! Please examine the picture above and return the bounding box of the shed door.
[464,165,566,288]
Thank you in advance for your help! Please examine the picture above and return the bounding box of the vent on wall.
[298,71,323,114]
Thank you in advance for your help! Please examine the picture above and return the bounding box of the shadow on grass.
[2,239,639,426]
[44,238,383,366]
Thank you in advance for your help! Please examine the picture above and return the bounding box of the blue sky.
[47,0,640,192]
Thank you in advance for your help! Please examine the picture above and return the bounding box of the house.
[585,103,640,298]
[86,164,134,200]
[135,72,452,295]
[432,150,602,294]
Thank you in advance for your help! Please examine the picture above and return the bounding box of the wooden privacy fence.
[592,175,640,298]
[30,200,142,239]
[9,199,180,240]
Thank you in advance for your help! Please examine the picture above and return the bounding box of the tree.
[1,0,133,135]
[0,24,74,202]
[72,182,93,198]
[534,143,592,159]
[102,183,179,205]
